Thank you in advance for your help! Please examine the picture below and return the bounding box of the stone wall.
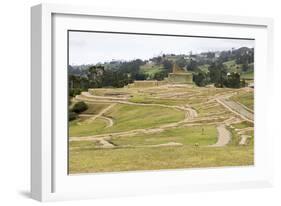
[132,80,159,87]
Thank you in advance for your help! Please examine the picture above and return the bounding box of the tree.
[186,59,198,71]
[87,65,105,88]
[162,60,173,73]
[219,51,231,62]
[135,73,147,80]
[69,75,81,89]
[208,62,227,87]
[154,70,167,81]
[175,56,187,68]
[224,72,241,88]
[242,62,249,72]
[206,52,215,58]
[193,72,209,86]
[69,112,78,121]
[241,78,247,87]
[71,101,88,113]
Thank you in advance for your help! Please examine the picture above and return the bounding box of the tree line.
[69,47,254,96]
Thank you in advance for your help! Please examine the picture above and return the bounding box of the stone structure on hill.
[167,64,193,84]
[128,64,193,88]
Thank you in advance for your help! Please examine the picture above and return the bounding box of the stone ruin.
[167,64,193,84]
[128,63,193,88]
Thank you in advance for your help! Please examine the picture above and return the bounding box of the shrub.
[69,88,82,97]
[193,72,210,87]
[71,101,88,113]
[69,112,78,121]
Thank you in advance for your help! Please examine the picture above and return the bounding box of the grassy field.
[70,103,184,137]
[103,104,184,133]
[232,121,254,129]
[69,145,253,173]
[69,117,108,137]
[241,70,254,79]
[82,103,110,114]
[223,60,254,79]
[69,84,254,174]
[111,125,217,147]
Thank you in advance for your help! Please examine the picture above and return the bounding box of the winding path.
[209,124,232,147]
[79,103,116,127]
[216,96,254,123]
[71,91,238,148]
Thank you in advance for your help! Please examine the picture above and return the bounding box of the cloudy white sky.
[69,31,254,65]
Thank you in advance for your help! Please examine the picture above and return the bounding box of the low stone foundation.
[129,80,163,88]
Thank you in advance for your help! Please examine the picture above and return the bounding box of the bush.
[193,72,209,87]
[69,112,78,121]
[224,72,241,88]
[69,88,82,97]
[71,101,88,113]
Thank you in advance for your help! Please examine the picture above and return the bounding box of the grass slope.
[69,145,253,173]
[139,64,164,79]
[69,86,254,174]
[69,103,185,137]
[69,117,108,137]
[103,104,185,133]
[230,91,254,110]
[111,125,217,147]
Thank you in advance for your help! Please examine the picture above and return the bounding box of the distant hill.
[68,47,254,88]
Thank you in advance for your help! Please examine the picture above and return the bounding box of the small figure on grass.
[201,127,205,135]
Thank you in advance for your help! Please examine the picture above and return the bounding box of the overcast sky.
[69,31,254,65]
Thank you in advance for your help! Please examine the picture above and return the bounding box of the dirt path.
[94,103,116,119]
[239,135,251,145]
[77,92,197,114]
[101,116,114,127]
[70,104,197,143]
[86,103,116,121]
[71,91,235,148]
[79,114,114,127]
[216,96,254,123]
[98,139,115,148]
[209,124,231,147]
[81,91,129,100]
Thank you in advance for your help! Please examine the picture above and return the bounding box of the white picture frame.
[31,3,274,202]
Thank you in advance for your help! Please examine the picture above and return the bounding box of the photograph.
[68,31,254,174]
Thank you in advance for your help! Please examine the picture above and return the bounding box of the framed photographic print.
[31,3,274,201]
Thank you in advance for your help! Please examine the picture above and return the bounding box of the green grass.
[230,92,254,110]
[103,104,185,133]
[69,145,254,173]
[223,60,254,79]
[232,121,254,129]
[82,103,110,115]
[228,126,254,147]
[111,125,217,147]
[70,140,100,148]
[223,60,242,73]
[241,71,254,79]
[140,64,164,78]
[69,117,108,137]
[69,103,185,136]
[69,86,254,174]
[197,105,227,116]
